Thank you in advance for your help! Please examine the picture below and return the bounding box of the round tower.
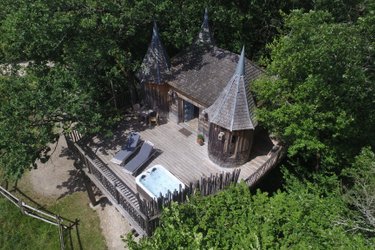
[205,47,257,167]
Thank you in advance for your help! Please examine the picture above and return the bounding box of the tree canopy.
[253,9,375,173]
[0,0,306,179]
[127,182,372,249]
[340,147,375,235]
[0,1,374,248]
[125,2,375,249]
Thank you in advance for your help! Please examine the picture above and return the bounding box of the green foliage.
[0,76,55,179]
[341,147,375,235]
[127,183,370,249]
[0,0,292,180]
[0,0,369,180]
[253,9,375,172]
[197,134,204,141]
[0,67,119,179]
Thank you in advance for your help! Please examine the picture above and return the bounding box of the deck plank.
[85,121,274,194]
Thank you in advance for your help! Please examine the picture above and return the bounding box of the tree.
[0,0,305,180]
[126,182,371,249]
[338,147,375,235]
[0,64,118,179]
[0,0,369,180]
[253,9,375,173]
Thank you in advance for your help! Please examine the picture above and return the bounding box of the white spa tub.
[135,165,185,200]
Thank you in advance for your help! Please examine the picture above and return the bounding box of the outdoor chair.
[149,112,159,126]
[110,132,140,165]
[123,141,154,175]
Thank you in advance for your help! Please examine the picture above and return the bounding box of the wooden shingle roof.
[204,47,258,131]
[168,45,263,107]
[137,21,170,85]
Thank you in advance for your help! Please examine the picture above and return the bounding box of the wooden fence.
[65,133,241,236]
[139,169,241,218]
[244,145,285,187]
[0,185,78,250]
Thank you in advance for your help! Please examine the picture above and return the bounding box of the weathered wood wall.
[168,94,180,123]
[144,83,169,118]
[169,90,208,126]
[198,114,209,139]
[208,123,254,167]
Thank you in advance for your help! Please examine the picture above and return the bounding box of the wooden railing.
[244,145,285,187]
[0,185,78,250]
[65,135,151,235]
[65,132,279,236]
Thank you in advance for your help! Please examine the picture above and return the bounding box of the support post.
[82,173,97,206]
[18,199,24,214]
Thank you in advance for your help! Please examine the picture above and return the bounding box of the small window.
[229,135,236,155]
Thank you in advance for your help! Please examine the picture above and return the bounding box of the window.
[229,135,236,156]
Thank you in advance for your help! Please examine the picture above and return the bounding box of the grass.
[0,197,60,250]
[50,192,107,250]
[0,175,107,250]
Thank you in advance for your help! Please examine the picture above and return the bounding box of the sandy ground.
[27,135,132,250]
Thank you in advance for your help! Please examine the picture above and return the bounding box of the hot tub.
[135,165,185,201]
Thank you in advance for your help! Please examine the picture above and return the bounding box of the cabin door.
[183,101,195,122]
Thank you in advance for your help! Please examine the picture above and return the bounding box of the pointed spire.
[196,8,213,45]
[137,21,170,84]
[152,20,159,44]
[203,8,209,28]
[204,47,258,131]
[235,46,245,76]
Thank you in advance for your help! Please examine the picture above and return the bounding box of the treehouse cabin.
[137,9,263,167]
[67,9,284,237]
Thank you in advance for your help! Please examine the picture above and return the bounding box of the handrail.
[244,146,285,187]
[0,185,77,249]
[66,137,151,234]
[66,133,283,236]
[76,142,139,199]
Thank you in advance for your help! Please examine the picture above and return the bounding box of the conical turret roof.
[204,47,258,131]
[196,8,213,45]
[137,21,170,84]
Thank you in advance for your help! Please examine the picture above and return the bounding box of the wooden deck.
[84,116,275,195]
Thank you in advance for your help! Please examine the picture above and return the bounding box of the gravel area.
[27,135,132,249]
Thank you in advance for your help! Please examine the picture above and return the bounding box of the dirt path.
[26,135,132,250]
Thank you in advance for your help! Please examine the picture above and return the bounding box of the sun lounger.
[110,132,140,165]
[123,141,154,175]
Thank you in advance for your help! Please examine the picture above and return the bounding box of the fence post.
[18,199,24,214]
[145,215,151,236]
[57,215,65,250]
